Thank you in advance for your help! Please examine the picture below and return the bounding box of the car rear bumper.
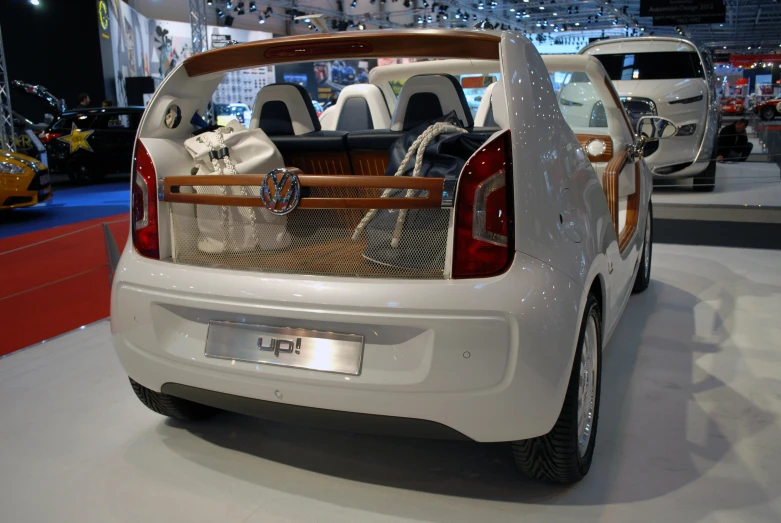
[111,247,584,442]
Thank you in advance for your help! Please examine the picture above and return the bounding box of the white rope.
[352,122,466,245]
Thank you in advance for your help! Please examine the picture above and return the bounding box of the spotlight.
[422,0,428,7]
[477,1,484,9]
[249,1,257,11]
[207,0,213,4]
[403,0,410,7]
[226,1,233,9]
[224,14,234,26]
[359,22,366,29]
[216,8,225,18]
[417,15,423,23]
[351,0,357,7]
[29,0,40,4]
[236,2,245,15]
[258,14,265,23]
[264,6,273,15]
[612,19,617,25]
[427,14,432,22]
[472,13,477,20]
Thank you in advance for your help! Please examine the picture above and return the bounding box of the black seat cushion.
[259,101,294,136]
[257,82,321,136]
[270,130,349,153]
[346,129,404,151]
[402,92,444,131]
[336,98,374,132]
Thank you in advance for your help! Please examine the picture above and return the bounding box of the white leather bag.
[184,120,292,253]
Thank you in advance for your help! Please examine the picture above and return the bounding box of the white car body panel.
[111,31,650,442]
[581,37,719,179]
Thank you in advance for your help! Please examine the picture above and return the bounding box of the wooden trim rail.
[602,150,628,236]
[601,149,642,255]
[162,173,445,210]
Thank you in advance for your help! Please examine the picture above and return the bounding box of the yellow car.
[0,150,53,210]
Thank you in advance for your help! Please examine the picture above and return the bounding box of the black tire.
[633,201,653,293]
[129,377,219,421]
[693,136,718,192]
[512,295,602,484]
[761,106,776,121]
[66,155,104,184]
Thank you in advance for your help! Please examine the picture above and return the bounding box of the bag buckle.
[209,147,229,160]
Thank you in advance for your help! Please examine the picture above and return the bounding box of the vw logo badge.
[260,168,301,215]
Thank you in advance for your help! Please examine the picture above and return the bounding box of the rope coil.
[352,122,466,246]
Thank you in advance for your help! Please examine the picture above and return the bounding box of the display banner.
[640,0,726,25]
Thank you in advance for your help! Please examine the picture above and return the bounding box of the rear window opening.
[137,48,514,279]
[593,52,704,81]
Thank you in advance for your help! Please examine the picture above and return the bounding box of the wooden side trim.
[184,31,501,77]
[576,134,613,163]
[618,164,641,254]
[162,173,444,209]
[602,149,628,236]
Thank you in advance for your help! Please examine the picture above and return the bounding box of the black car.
[40,107,144,183]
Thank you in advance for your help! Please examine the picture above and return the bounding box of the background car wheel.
[693,134,718,192]
[130,377,219,421]
[511,294,602,484]
[761,106,776,121]
[66,156,103,184]
[633,201,653,293]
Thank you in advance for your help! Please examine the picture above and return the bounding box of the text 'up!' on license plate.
[205,321,364,375]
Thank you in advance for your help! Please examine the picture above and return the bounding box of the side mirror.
[637,116,678,140]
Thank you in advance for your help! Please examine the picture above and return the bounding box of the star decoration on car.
[58,123,94,153]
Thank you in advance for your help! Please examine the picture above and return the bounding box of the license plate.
[205,321,364,375]
[38,173,50,186]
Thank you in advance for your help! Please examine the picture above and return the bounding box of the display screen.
[594,52,704,81]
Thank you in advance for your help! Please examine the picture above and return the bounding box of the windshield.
[593,52,704,81]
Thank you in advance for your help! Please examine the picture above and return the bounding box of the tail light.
[131,140,159,259]
[452,130,513,279]
[38,131,63,144]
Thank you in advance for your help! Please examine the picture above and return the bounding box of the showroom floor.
[1,244,781,523]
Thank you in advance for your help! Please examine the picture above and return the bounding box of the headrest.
[474,82,499,127]
[250,83,320,136]
[474,81,509,129]
[332,84,391,132]
[391,74,474,131]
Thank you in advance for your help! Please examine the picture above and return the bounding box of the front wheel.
[761,106,776,121]
[511,294,602,484]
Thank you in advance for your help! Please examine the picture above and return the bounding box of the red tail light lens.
[131,140,159,259]
[38,131,63,144]
[452,130,513,279]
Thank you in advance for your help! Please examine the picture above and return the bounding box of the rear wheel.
[761,106,776,121]
[511,295,602,484]
[633,201,653,293]
[129,378,219,421]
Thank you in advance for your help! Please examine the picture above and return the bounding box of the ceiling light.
[351,0,357,7]
[249,1,257,12]
[358,22,366,30]
[258,14,265,23]
[29,0,40,4]
[226,0,233,9]
[216,8,225,18]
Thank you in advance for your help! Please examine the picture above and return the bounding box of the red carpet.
[0,214,129,356]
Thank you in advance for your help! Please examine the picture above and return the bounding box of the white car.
[581,37,719,191]
[112,30,666,483]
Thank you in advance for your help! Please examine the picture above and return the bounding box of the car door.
[543,55,646,333]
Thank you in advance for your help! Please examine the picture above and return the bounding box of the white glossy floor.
[2,244,781,523]
[653,161,781,207]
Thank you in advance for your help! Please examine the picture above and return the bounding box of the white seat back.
[320,84,391,131]
[390,74,474,131]
[250,83,320,136]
